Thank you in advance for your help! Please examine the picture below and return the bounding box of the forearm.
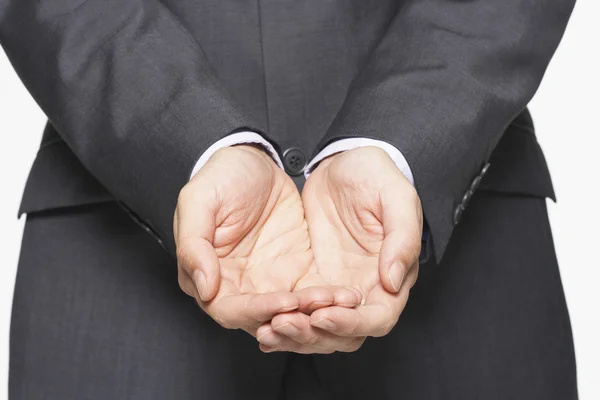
[314,0,575,261]
[0,0,265,252]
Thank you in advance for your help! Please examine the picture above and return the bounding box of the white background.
[0,1,599,399]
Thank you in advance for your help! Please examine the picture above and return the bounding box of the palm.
[300,154,385,303]
[195,146,314,303]
[211,158,312,299]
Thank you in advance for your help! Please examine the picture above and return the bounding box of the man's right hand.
[174,144,362,338]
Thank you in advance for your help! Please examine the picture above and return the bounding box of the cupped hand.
[174,145,361,338]
[257,146,422,353]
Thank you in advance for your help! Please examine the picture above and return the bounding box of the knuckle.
[176,241,188,259]
[206,302,239,330]
[397,239,421,267]
[245,296,264,324]
[213,314,234,330]
[346,337,365,353]
[348,319,363,337]
[176,242,195,269]
[340,338,365,353]
[373,304,399,338]
[305,333,320,346]
[379,316,398,337]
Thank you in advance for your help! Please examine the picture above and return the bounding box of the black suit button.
[481,162,491,177]
[454,163,490,226]
[469,175,482,193]
[453,205,464,225]
[283,148,307,176]
[461,191,472,209]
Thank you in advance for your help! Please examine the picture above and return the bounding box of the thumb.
[176,236,220,302]
[174,184,221,301]
[378,186,422,294]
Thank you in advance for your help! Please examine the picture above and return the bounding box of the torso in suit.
[1,0,577,398]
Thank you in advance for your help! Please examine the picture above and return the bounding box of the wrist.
[233,143,278,164]
[312,146,390,173]
[309,151,337,173]
[214,144,279,175]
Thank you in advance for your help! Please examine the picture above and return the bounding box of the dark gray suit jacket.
[0,0,574,262]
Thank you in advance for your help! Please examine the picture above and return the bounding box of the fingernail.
[193,270,207,300]
[388,261,405,293]
[273,322,300,337]
[261,345,276,353]
[350,287,363,301]
[347,287,365,306]
[257,331,280,347]
[280,305,299,313]
[308,301,331,309]
[312,318,336,331]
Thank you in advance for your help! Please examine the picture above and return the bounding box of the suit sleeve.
[313,0,576,262]
[0,0,267,253]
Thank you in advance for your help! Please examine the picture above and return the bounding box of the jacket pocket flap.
[19,139,114,217]
[479,124,555,200]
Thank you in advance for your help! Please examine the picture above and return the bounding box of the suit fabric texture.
[0,0,577,398]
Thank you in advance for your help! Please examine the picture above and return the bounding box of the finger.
[309,278,414,338]
[204,291,299,330]
[256,324,304,353]
[176,235,220,302]
[378,184,422,293]
[271,312,365,353]
[175,184,221,301]
[334,286,365,307]
[257,321,356,354]
[295,286,363,315]
[310,305,392,338]
[178,268,200,300]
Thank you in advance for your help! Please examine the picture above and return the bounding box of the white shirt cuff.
[189,131,284,180]
[304,138,415,186]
